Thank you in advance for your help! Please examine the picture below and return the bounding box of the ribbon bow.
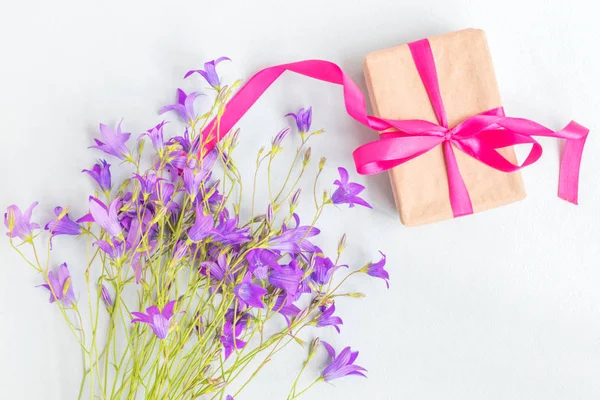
[200,39,589,218]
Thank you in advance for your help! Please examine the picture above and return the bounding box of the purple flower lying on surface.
[131,300,177,340]
[200,253,231,282]
[160,88,202,123]
[184,57,231,89]
[133,173,162,198]
[95,240,127,262]
[4,202,40,241]
[267,225,320,253]
[140,121,167,153]
[188,207,213,242]
[39,263,76,307]
[211,209,250,245]
[90,122,131,160]
[82,160,112,192]
[331,167,371,209]
[45,206,81,238]
[315,303,343,333]
[286,107,312,133]
[321,341,367,382]
[234,273,267,309]
[364,251,389,288]
[183,168,209,201]
[311,256,346,286]
[245,249,279,280]
[220,321,246,359]
[273,295,301,327]
[89,197,122,238]
[226,396,234,400]
[268,262,304,301]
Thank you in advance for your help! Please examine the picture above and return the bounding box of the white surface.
[1,1,599,399]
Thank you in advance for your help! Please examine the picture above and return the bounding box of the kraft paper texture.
[363,28,526,226]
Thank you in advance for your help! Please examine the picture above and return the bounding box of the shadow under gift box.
[363,28,527,226]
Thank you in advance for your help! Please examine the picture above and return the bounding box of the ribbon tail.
[443,141,473,217]
[557,121,589,204]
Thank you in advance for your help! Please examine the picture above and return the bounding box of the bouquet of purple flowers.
[4,57,388,399]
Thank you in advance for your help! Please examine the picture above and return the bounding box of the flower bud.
[348,292,366,298]
[337,233,347,254]
[291,189,301,206]
[319,157,326,170]
[308,337,320,359]
[230,128,240,147]
[266,204,274,225]
[100,284,113,309]
[303,147,312,166]
[137,138,145,156]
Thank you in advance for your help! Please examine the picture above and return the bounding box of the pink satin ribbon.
[200,39,589,217]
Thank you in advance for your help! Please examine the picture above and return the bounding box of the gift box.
[200,29,587,225]
[363,29,527,226]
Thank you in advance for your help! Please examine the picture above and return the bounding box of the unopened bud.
[137,138,145,156]
[303,147,312,165]
[230,128,240,147]
[348,292,366,298]
[337,234,347,254]
[267,204,274,225]
[100,284,113,309]
[319,157,326,170]
[291,189,301,206]
[307,337,321,362]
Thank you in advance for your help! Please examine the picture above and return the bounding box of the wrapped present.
[199,29,588,227]
[363,29,526,226]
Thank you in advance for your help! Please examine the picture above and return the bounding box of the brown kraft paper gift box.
[363,28,526,226]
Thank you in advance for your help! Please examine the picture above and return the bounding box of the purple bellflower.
[211,209,250,245]
[45,206,81,239]
[183,168,209,201]
[39,263,76,307]
[273,295,301,327]
[321,341,367,382]
[234,273,267,309]
[200,253,231,283]
[160,88,203,123]
[268,262,304,301]
[315,303,343,333]
[90,122,131,160]
[286,107,312,133]
[4,202,40,241]
[267,225,320,253]
[184,57,231,90]
[331,167,372,208]
[133,173,162,198]
[140,121,167,153]
[82,160,112,192]
[131,300,177,340]
[364,251,389,288]
[220,321,246,359]
[311,256,346,286]
[245,249,279,280]
[89,197,122,238]
[188,207,213,242]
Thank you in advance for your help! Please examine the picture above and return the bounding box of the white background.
[1,1,599,399]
